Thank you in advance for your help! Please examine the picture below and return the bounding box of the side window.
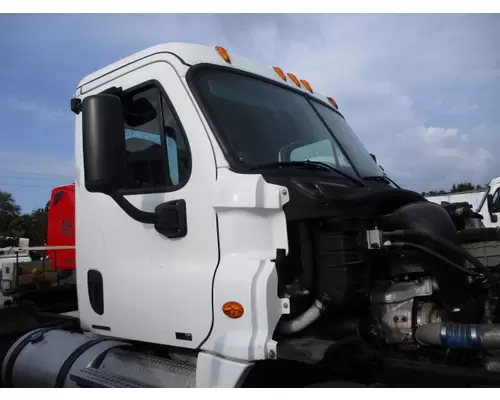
[492,189,500,213]
[121,84,191,192]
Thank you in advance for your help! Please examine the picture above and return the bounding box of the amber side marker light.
[222,301,244,319]
[287,73,301,87]
[273,66,287,81]
[215,46,231,64]
[327,96,339,109]
[300,79,313,93]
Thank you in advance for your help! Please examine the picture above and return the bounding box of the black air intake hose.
[384,229,500,298]
[381,201,474,321]
[457,227,500,244]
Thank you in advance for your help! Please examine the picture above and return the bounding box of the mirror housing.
[82,94,127,194]
[487,194,498,223]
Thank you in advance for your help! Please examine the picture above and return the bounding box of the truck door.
[76,60,219,348]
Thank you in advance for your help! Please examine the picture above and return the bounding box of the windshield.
[311,101,384,177]
[191,68,383,179]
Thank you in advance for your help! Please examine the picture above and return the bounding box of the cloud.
[0,96,69,124]
[237,14,500,192]
[0,148,73,212]
[2,13,499,202]
[0,149,74,179]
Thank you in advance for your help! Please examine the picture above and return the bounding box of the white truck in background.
[426,190,487,211]
[0,237,31,309]
[426,176,500,228]
[0,237,31,265]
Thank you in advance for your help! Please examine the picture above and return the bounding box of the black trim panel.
[91,325,111,331]
[175,332,193,341]
[87,270,104,316]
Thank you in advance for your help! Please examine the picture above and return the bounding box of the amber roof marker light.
[273,66,287,81]
[300,79,313,93]
[215,46,231,64]
[327,96,339,109]
[287,73,301,87]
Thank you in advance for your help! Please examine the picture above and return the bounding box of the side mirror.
[370,153,377,163]
[487,194,498,223]
[82,94,127,194]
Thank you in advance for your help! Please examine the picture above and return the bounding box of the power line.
[0,168,73,179]
[0,175,70,182]
[0,182,55,189]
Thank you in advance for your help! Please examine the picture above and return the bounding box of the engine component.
[371,278,435,344]
[484,356,500,373]
[1,328,129,388]
[416,302,444,327]
[415,323,500,350]
[314,219,370,309]
[381,201,473,320]
[462,239,500,269]
[440,201,485,231]
[384,228,500,308]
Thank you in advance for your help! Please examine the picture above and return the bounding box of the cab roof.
[76,42,338,110]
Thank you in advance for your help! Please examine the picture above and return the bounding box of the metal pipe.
[416,323,500,350]
[278,299,325,334]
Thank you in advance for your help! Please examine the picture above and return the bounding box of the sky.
[0,13,499,212]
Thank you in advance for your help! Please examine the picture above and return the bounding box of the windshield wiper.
[249,161,365,187]
[364,175,400,188]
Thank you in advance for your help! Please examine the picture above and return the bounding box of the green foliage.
[421,182,487,197]
[0,191,21,235]
[0,190,48,245]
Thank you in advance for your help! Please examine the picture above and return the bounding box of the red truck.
[46,183,75,271]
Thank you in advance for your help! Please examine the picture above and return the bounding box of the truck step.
[69,367,156,388]
[71,348,197,388]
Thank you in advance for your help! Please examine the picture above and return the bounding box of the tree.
[450,183,475,193]
[421,182,486,197]
[26,207,48,245]
[0,191,48,245]
[0,190,21,236]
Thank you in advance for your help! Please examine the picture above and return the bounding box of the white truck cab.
[71,42,383,359]
[5,43,500,388]
[475,177,500,228]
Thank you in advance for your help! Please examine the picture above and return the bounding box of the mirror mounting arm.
[108,192,188,238]
[109,191,157,224]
